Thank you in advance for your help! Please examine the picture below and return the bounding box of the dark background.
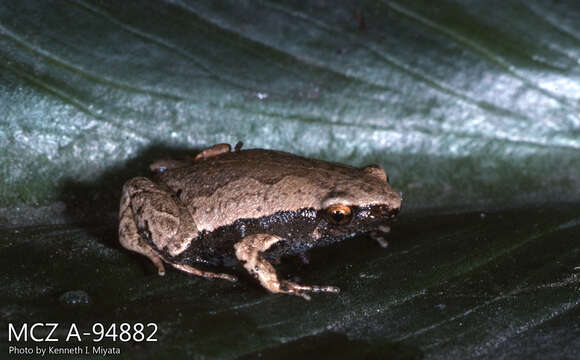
[1,1,579,359]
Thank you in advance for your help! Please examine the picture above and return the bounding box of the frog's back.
[156,149,395,234]
[204,148,355,174]
[158,149,361,199]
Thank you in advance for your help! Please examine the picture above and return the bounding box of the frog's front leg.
[119,177,236,282]
[234,234,340,300]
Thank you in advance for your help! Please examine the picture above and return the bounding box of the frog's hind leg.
[234,234,340,300]
[120,177,237,282]
[119,183,166,276]
[171,263,237,282]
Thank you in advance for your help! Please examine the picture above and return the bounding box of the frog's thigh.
[123,177,200,255]
[119,180,166,276]
[120,177,200,273]
[234,234,340,300]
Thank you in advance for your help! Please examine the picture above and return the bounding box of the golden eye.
[325,204,353,225]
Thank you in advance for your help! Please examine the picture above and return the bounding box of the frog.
[119,142,402,300]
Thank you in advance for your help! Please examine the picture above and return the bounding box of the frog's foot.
[194,143,232,161]
[171,263,237,282]
[370,225,391,248]
[234,234,340,300]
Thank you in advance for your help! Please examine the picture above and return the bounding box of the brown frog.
[119,142,402,300]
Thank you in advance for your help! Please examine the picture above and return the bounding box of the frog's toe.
[295,292,312,301]
[154,260,166,276]
[310,285,340,293]
[213,273,238,282]
[171,263,237,282]
[293,283,340,294]
[279,281,340,300]
[370,231,389,248]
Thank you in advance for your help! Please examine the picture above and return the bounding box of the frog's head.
[315,164,402,240]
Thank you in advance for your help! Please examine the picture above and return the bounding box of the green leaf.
[1,1,579,359]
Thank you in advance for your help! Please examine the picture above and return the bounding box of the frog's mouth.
[357,204,400,221]
[316,204,400,240]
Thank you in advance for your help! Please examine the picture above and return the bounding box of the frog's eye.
[325,204,353,225]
